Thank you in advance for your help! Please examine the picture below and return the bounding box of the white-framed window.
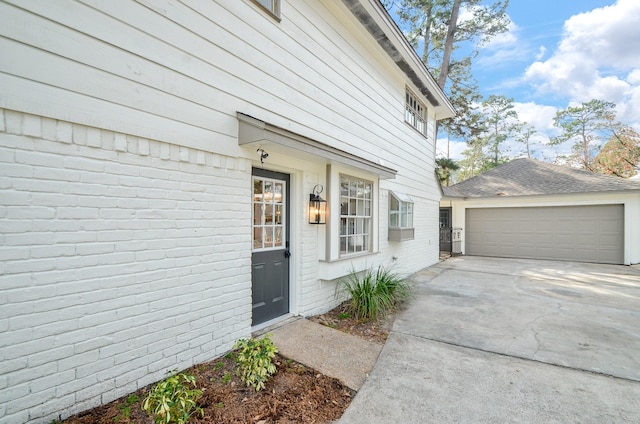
[251,0,280,19]
[389,191,415,241]
[339,175,373,255]
[405,88,428,136]
[252,176,285,251]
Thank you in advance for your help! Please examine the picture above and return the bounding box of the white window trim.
[339,174,374,257]
[250,0,281,20]
[324,165,379,263]
[405,88,428,137]
[388,191,415,242]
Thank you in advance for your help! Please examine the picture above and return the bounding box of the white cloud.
[561,0,640,69]
[513,102,557,132]
[534,46,547,61]
[483,20,519,49]
[524,0,640,127]
[435,138,468,161]
[476,19,534,67]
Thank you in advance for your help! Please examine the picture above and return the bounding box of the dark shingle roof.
[442,158,640,198]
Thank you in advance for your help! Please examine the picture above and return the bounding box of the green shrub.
[142,371,203,424]
[340,265,411,321]
[233,334,278,391]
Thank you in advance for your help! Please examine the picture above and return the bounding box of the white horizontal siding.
[0,1,445,420]
[1,0,438,194]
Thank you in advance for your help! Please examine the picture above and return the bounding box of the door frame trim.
[251,167,293,326]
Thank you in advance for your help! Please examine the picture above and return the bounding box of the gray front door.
[251,168,290,326]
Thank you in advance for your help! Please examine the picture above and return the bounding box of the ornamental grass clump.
[233,334,278,391]
[341,265,412,321]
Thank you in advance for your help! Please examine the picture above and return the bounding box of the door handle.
[284,250,291,258]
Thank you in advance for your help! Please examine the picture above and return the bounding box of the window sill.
[388,227,415,242]
[404,121,428,138]
[318,251,380,281]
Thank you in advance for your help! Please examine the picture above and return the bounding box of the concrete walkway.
[268,318,383,391]
[339,256,640,423]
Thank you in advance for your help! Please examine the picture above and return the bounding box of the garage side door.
[466,205,624,264]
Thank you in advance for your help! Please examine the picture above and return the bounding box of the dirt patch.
[309,301,395,345]
[62,353,353,424]
[61,302,392,424]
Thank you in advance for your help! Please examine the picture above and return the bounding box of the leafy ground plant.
[142,370,203,424]
[340,265,411,321]
[113,394,139,422]
[233,334,278,391]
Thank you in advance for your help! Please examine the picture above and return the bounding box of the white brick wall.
[0,109,253,423]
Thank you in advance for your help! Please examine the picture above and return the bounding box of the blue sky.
[393,0,640,161]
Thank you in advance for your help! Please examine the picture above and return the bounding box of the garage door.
[466,205,624,264]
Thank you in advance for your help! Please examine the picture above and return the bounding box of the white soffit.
[237,112,397,179]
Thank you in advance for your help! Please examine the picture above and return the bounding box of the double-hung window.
[405,88,428,136]
[340,175,373,255]
[388,191,414,241]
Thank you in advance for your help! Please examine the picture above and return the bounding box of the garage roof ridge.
[442,158,640,198]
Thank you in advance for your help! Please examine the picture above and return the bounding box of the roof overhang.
[237,112,397,179]
[341,0,455,121]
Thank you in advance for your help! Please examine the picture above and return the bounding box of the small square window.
[251,0,280,18]
[389,191,414,241]
[405,88,428,136]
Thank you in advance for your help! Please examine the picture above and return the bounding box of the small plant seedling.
[113,394,140,421]
[222,372,232,384]
[214,361,224,371]
[233,334,278,391]
[142,370,203,424]
[216,402,224,408]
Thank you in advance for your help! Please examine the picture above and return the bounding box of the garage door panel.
[466,205,624,264]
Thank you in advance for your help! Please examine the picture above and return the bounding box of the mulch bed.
[62,353,354,424]
[61,301,392,424]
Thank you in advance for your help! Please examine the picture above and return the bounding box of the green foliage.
[386,0,510,140]
[222,372,232,384]
[550,99,618,170]
[233,334,278,391]
[340,265,412,321]
[435,157,460,186]
[337,312,351,320]
[594,127,640,178]
[142,371,203,424]
[113,394,140,422]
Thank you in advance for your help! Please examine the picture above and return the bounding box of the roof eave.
[341,0,455,121]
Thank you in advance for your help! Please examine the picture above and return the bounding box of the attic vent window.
[389,191,415,242]
[251,0,280,19]
[405,88,428,136]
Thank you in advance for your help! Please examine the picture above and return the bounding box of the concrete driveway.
[339,256,640,423]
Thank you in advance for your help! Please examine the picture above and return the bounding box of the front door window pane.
[252,176,286,251]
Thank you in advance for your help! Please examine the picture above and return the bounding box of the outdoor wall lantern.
[309,184,326,224]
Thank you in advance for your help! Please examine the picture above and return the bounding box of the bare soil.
[308,300,394,345]
[61,302,392,424]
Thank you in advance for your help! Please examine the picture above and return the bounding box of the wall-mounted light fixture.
[309,184,326,224]
[257,148,268,164]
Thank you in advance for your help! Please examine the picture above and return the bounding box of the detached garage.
[441,159,640,265]
[466,205,624,264]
